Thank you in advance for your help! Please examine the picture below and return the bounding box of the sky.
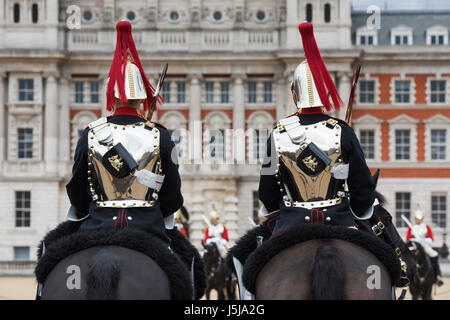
[351,0,450,11]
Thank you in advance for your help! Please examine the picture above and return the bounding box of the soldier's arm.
[65,128,91,219]
[258,131,282,213]
[340,124,376,217]
[157,127,184,218]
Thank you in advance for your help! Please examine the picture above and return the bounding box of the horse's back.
[41,246,171,300]
[255,239,393,300]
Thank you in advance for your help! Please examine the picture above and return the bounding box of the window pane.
[360,130,375,159]
[431,129,446,160]
[395,129,410,160]
[205,82,214,104]
[209,129,225,159]
[74,82,84,104]
[17,128,33,159]
[248,81,257,103]
[14,247,30,261]
[15,191,31,228]
[359,80,375,104]
[161,81,171,103]
[90,82,99,103]
[263,81,272,103]
[220,82,229,104]
[18,79,34,101]
[177,81,186,103]
[253,129,268,161]
[430,80,446,103]
[431,195,447,228]
[395,192,411,227]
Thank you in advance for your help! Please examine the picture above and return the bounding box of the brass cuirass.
[273,116,348,203]
[87,119,162,208]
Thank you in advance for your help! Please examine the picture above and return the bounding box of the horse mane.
[309,242,345,300]
[86,249,120,300]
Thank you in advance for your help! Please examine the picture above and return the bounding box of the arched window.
[32,4,38,23]
[306,3,313,22]
[246,111,275,163]
[13,3,20,23]
[324,3,331,23]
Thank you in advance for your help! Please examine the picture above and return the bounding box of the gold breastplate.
[273,117,348,204]
[87,119,162,208]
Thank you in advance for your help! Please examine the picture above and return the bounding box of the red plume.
[298,22,343,111]
[106,21,164,112]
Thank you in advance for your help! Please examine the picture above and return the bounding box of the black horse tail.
[309,242,345,300]
[86,249,121,300]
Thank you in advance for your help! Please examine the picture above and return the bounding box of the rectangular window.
[431,35,445,45]
[74,81,84,104]
[394,80,410,103]
[395,192,411,228]
[205,82,214,104]
[14,247,30,261]
[395,35,409,45]
[90,82,99,103]
[220,82,230,104]
[209,129,225,160]
[430,80,446,103]
[360,130,375,160]
[18,79,34,101]
[360,35,374,45]
[161,81,171,103]
[359,80,375,104]
[395,129,410,160]
[263,81,273,103]
[15,191,31,228]
[248,81,257,103]
[431,129,446,160]
[177,81,186,104]
[431,195,447,228]
[17,128,33,159]
[253,129,269,161]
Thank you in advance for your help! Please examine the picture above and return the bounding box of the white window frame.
[358,77,379,105]
[70,111,97,159]
[426,78,448,105]
[159,111,188,161]
[431,193,447,229]
[203,111,232,164]
[388,114,418,162]
[426,26,449,46]
[390,26,413,46]
[356,27,378,46]
[15,190,31,228]
[9,73,42,104]
[390,77,415,105]
[424,114,450,163]
[246,111,275,164]
[395,192,411,228]
[353,114,383,162]
[71,79,101,106]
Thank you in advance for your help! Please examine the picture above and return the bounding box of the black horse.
[407,240,435,300]
[202,242,236,300]
[40,246,172,299]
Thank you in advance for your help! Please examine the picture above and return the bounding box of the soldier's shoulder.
[148,121,168,131]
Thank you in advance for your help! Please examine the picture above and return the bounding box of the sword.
[146,63,168,121]
[344,64,361,124]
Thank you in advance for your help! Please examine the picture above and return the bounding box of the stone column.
[232,73,245,163]
[188,73,202,164]
[58,76,70,163]
[284,69,296,115]
[337,72,351,121]
[275,72,287,120]
[0,73,5,164]
[44,74,59,173]
[100,76,109,117]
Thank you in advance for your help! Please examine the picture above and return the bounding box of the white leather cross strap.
[330,163,349,179]
[284,197,342,209]
[88,117,113,145]
[278,116,306,143]
[134,169,165,190]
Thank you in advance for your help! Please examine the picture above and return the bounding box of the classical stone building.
[0,0,449,266]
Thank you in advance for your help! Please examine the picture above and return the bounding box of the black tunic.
[66,115,183,244]
[258,113,376,233]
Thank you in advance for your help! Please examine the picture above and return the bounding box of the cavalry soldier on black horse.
[229,22,413,300]
[35,21,204,300]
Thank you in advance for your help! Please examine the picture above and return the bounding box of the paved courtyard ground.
[1,276,450,300]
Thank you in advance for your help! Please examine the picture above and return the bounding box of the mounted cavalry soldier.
[66,20,182,246]
[229,22,412,299]
[259,22,377,234]
[204,208,229,258]
[406,207,444,286]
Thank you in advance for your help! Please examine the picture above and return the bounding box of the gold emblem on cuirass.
[108,155,124,172]
[302,155,318,172]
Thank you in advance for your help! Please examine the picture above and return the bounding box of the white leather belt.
[96,200,154,208]
[284,198,342,209]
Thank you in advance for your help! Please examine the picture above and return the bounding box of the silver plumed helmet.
[291,60,324,109]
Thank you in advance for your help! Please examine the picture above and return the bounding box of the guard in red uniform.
[204,209,229,257]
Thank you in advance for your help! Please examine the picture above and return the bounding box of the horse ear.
[372,168,380,188]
